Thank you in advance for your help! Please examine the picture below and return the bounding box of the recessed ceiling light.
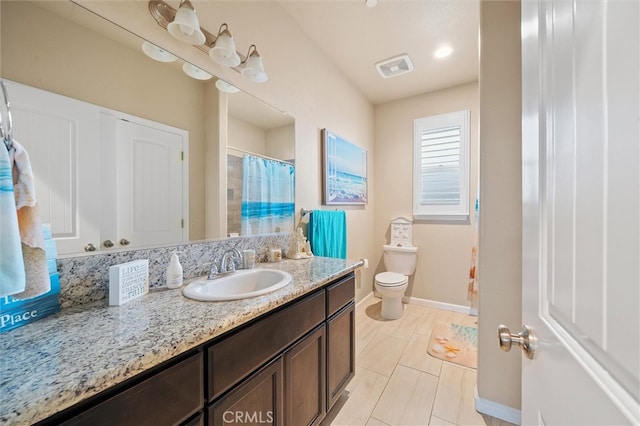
[434,46,453,59]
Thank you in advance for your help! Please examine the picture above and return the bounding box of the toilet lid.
[376,272,407,286]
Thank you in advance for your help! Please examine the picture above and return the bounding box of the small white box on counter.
[109,259,149,306]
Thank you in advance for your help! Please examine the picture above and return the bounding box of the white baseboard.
[356,291,375,308]
[360,292,471,315]
[403,296,471,314]
[474,386,521,425]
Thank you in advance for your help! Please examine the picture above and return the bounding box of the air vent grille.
[375,54,414,78]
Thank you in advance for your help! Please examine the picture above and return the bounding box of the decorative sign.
[109,259,149,306]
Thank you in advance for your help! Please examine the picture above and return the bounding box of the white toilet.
[375,217,418,320]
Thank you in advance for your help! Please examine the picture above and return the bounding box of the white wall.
[374,82,479,305]
[477,0,522,417]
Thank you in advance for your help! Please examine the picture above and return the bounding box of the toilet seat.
[375,271,407,287]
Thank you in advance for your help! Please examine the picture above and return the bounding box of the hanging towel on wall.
[0,142,26,297]
[308,210,347,259]
[11,140,50,300]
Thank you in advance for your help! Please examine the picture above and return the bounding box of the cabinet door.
[209,358,283,426]
[326,302,355,410]
[61,352,203,426]
[284,325,326,426]
[7,80,101,255]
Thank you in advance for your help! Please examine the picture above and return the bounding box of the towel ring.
[0,80,13,151]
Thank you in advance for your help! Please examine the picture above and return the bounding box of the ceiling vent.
[375,54,414,79]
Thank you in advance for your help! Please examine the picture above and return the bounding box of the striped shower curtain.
[241,155,295,236]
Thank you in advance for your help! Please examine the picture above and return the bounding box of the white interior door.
[7,80,101,255]
[110,118,187,249]
[521,0,639,424]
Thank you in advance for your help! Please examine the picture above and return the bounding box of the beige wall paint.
[266,125,295,162]
[228,115,267,155]
[477,0,522,413]
[373,82,479,305]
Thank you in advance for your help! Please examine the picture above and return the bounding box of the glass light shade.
[167,2,205,45]
[182,63,213,80]
[241,51,268,83]
[215,79,240,94]
[209,31,241,67]
[141,42,177,63]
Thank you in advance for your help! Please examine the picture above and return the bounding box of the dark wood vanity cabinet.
[284,325,326,426]
[209,358,284,425]
[42,272,355,426]
[57,352,204,426]
[207,272,355,426]
[325,274,356,410]
[327,302,355,410]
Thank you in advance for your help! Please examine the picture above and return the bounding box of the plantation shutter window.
[413,110,470,221]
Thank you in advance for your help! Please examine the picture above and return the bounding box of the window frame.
[413,109,470,221]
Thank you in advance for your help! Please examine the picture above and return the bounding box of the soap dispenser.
[166,251,183,289]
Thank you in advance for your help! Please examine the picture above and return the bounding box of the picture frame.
[322,129,368,205]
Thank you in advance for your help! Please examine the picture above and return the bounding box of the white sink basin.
[182,269,292,301]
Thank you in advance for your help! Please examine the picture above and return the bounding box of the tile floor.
[322,296,516,426]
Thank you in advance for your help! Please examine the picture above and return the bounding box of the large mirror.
[0,0,295,255]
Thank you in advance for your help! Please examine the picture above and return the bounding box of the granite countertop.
[0,256,363,425]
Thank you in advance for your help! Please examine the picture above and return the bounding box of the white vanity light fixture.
[241,45,268,83]
[215,79,240,93]
[149,1,268,83]
[142,41,177,62]
[209,24,241,67]
[182,63,213,80]
[167,0,205,45]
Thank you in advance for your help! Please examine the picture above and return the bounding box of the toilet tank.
[383,244,418,276]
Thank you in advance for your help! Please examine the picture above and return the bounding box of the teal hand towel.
[308,210,347,259]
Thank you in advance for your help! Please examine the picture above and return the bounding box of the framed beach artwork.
[322,129,368,205]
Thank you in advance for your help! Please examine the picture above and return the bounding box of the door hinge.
[181,151,184,161]
[181,219,184,228]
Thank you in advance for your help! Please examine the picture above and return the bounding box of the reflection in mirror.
[0,0,295,255]
[226,100,295,236]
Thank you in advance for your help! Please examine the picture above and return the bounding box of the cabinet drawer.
[62,352,203,426]
[208,290,325,401]
[326,273,355,318]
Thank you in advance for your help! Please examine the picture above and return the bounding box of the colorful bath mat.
[427,321,478,369]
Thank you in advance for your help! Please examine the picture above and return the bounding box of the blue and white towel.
[0,142,26,297]
[11,140,50,300]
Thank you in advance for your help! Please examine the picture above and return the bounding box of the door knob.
[84,243,96,252]
[119,238,130,246]
[103,239,114,248]
[498,324,537,359]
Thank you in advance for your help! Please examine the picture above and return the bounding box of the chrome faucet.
[208,248,243,279]
[220,248,243,272]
